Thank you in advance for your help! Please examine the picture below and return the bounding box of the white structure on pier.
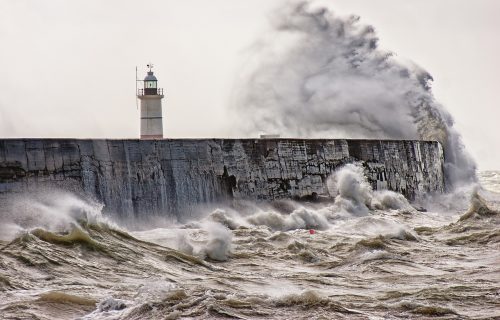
[137,65,164,139]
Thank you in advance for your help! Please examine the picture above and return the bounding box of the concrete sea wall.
[0,139,445,217]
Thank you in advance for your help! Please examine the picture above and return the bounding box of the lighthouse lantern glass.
[145,81,157,88]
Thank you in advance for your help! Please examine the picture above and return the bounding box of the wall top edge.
[0,138,440,143]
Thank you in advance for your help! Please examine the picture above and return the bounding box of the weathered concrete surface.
[0,139,444,216]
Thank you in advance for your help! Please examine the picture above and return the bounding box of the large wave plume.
[232,1,476,189]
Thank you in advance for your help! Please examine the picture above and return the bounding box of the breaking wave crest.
[226,164,418,232]
[459,190,499,222]
[0,191,116,242]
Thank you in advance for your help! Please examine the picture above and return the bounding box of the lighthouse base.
[141,134,163,140]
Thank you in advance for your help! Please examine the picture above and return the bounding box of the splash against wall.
[232,1,476,189]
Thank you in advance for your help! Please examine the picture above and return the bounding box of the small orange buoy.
[309,229,315,235]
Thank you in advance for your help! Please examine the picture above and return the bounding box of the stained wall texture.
[0,139,445,217]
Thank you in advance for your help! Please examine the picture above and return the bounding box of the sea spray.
[246,207,330,231]
[200,222,233,261]
[203,164,416,233]
[131,222,232,261]
[329,163,372,216]
[0,190,112,241]
[232,0,476,189]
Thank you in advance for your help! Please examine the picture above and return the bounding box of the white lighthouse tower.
[137,64,164,139]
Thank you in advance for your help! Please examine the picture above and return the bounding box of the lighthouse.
[137,65,164,139]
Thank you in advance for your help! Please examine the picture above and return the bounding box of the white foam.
[0,190,113,240]
[199,221,233,261]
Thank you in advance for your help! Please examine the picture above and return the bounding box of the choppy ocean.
[0,167,499,319]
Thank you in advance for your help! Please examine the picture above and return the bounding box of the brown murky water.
[0,170,499,319]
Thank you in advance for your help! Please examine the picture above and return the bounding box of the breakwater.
[0,139,444,217]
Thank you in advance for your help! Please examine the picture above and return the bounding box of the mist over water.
[232,1,476,189]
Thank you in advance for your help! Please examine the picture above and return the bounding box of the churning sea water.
[0,167,499,319]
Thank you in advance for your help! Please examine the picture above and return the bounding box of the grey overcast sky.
[0,0,498,170]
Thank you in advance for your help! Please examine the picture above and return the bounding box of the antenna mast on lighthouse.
[135,66,139,110]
